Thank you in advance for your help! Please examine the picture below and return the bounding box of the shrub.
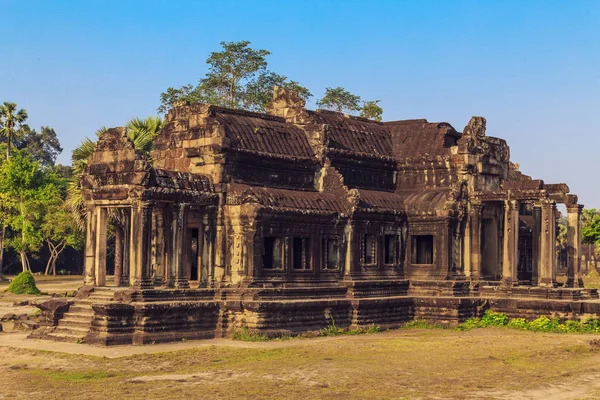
[480,310,509,327]
[7,271,41,295]
[528,316,559,332]
[507,318,528,330]
[231,326,269,342]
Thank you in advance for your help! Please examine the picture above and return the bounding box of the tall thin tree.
[0,102,28,159]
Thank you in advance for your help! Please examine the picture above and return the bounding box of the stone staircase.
[43,288,116,343]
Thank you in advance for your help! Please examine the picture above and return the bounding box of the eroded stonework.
[33,88,596,345]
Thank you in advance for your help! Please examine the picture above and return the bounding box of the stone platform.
[28,281,600,346]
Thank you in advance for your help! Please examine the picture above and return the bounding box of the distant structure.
[32,88,598,345]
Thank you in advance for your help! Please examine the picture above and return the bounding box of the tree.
[15,125,63,167]
[158,41,310,114]
[42,204,83,275]
[203,40,270,108]
[0,151,62,271]
[316,87,362,113]
[125,116,163,153]
[244,71,312,112]
[360,100,384,121]
[582,208,600,245]
[0,102,28,159]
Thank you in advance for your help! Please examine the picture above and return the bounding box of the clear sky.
[1,0,599,207]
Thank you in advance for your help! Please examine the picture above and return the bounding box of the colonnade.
[466,199,583,287]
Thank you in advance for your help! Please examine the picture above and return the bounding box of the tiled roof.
[399,189,450,214]
[227,183,346,213]
[385,119,461,160]
[355,189,405,213]
[216,111,314,159]
[153,169,213,192]
[308,110,394,159]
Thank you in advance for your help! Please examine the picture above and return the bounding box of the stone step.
[59,318,92,329]
[69,305,93,313]
[64,311,94,320]
[44,332,86,343]
[53,326,90,336]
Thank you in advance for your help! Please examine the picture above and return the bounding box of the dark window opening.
[384,235,397,265]
[323,238,340,270]
[190,228,199,281]
[363,234,376,265]
[412,235,434,264]
[264,237,284,270]
[292,237,311,270]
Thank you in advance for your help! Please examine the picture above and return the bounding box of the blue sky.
[1,0,599,207]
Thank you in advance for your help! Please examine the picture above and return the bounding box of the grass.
[2,329,600,399]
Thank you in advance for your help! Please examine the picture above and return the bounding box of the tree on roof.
[316,87,362,114]
[360,100,384,121]
[158,41,311,114]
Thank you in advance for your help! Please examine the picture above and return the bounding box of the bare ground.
[2,328,600,399]
[2,276,600,399]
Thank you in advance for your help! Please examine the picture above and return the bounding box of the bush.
[7,271,41,295]
[231,326,269,342]
[507,318,529,330]
[480,310,509,327]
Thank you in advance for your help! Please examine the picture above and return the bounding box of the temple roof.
[227,183,346,213]
[399,189,451,215]
[308,110,394,159]
[354,189,405,213]
[385,119,461,160]
[215,109,315,159]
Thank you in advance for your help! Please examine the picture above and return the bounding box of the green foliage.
[316,86,362,113]
[582,208,600,247]
[243,71,312,112]
[458,310,600,334]
[360,100,384,121]
[7,270,41,294]
[402,319,445,330]
[158,41,310,114]
[231,326,270,342]
[0,151,63,269]
[125,116,163,153]
[14,125,62,167]
[0,101,28,159]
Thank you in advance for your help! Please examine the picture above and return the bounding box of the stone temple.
[32,87,599,345]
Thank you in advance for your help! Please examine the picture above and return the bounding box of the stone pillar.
[122,210,130,285]
[502,200,519,286]
[130,202,154,289]
[84,208,97,286]
[538,201,557,287]
[152,207,166,286]
[531,204,541,286]
[94,207,108,287]
[566,204,584,287]
[172,203,190,288]
[469,202,483,280]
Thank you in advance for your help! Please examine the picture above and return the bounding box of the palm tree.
[0,102,28,159]
[0,102,28,280]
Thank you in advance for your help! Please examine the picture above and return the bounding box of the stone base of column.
[501,277,516,287]
[84,275,96,286]
[174,278,190,289]
[567,278,585,288]
[538,278,556,288]
[132,278,154,289]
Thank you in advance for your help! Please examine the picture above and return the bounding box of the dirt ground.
[2,328,600,399]
[1,275,600,399]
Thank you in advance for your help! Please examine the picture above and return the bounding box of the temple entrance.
[190,228,199,281]
[480,203,503,280]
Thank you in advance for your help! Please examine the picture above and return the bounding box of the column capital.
[566,204,584,214]
[504,199,519,210]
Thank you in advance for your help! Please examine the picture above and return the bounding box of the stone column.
[152,206,166,286]
[538,201,557,287]
[122,210,130,285]
[130,202,154,289]
[531,204,541,286]
[566,204,584,288]
[84,208,97,286]
[502,200,519,286]
[469,201,483,280]
[94,207,108,287]
[172,203,190,288]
